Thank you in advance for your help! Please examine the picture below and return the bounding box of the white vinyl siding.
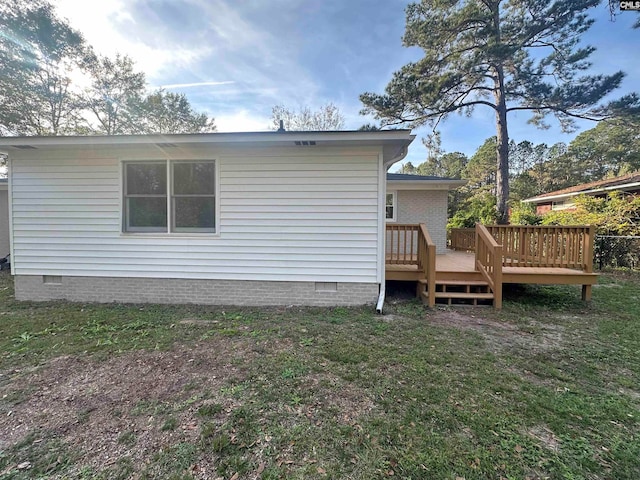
[10,146,380,283]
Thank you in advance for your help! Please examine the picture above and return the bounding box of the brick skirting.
[14,275,379,307]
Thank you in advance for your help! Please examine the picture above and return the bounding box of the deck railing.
[386,224,419,264]
[385,223,436,307]
[475,224,503,309]
[449,228,475,251]
[487,225,594,271]
[417,224,437,307]
[450,225,595,272]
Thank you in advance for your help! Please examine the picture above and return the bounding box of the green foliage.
[541,192,640,236]
[509,202,541,225]
[559,117,640,181]
[448,192,497,228]
[134,90,216,134]
[81,53,146,135]
[0,0,87,135]
[418,151,467,179]
[0,0,216,136]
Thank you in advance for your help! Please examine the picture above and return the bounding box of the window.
[386,192,396,221]
[172,162,216,232]
[551,200,574,211]
[123,160,216,233]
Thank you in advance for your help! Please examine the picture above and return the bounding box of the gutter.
[377,145,410,314]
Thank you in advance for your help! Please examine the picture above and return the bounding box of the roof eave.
[387,179,467,190]
[524,181,640,203]
[0,131,416,165]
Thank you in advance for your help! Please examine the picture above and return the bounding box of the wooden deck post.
[582,225,595,303]
[493,243,503,310]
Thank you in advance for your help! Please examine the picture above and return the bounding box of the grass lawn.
[0,270,639,479]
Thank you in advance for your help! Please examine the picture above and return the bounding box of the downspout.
[376,145,410,314]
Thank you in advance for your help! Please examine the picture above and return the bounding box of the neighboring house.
[0,130,431,307]
[0,178,8,257]
[385,173,465,253]
[523,171,640,215]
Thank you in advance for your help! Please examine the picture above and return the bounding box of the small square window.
[386,192,396,221]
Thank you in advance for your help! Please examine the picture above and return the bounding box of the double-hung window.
[123,160,216,233]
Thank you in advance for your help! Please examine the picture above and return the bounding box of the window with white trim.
[123,160,216,233]
[385,192,396,221]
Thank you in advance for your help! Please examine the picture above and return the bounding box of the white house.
[0,130,428,307]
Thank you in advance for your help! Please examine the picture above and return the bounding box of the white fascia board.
[0,131,414,148]
[387,179,467,191]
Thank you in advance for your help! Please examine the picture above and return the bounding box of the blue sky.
[54,0,639,170]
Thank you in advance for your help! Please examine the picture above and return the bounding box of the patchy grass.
[0,270,639,479]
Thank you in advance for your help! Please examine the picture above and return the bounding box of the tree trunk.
[495,86,509,224]
[491,0,509,225]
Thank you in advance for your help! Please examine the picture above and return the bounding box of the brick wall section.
[14,275,379,307]
[395,190,448,253]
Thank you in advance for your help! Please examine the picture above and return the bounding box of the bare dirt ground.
[428,309,567,352]
[0,336,266,478]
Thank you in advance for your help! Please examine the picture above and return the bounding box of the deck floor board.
[386,250,598,285]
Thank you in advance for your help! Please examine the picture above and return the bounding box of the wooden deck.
[386,224,598,309]
[388,250,598,283]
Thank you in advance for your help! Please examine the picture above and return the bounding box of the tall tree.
[82,53,146,135]
[360,0,637,223]
[418,151,468,179]
[561,116,640,179]
[132,90,216,134]
[0,0,87,135]
[270,103,345,131]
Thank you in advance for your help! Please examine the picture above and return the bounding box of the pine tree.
[360,0,638,223]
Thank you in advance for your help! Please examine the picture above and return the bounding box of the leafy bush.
[541,192,640,236]
[509,202,541,225]
[448,192,498,228]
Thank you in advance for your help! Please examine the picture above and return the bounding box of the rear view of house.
[0,131,415,307]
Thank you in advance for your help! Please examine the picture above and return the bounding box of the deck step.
[437,280,489,286]
[418,279,488,286]
[433,292,494,300]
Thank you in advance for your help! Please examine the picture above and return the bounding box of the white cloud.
[159,81,235,89]
[52,0,211,78]
[214,110,272,132]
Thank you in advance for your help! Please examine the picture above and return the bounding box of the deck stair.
[418,278,494,306]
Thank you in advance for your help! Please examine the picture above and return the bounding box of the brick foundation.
[14,275,379,307]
